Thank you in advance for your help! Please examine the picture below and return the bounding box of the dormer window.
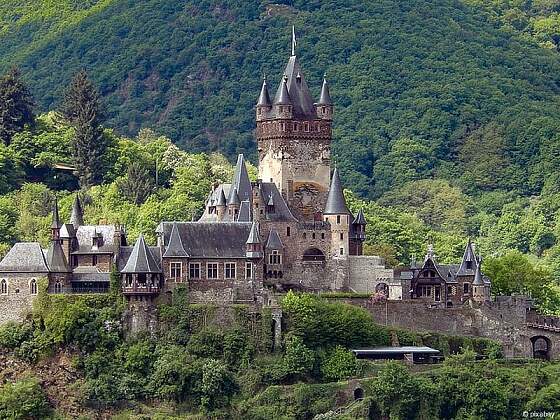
[466,261,473,270]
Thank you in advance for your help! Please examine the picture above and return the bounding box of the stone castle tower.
[255,34,333,221]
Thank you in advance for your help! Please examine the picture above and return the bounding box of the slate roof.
[274,77,292,106]
[0,242,49,273]
[157,222,253,258]
[74,225,116,254]
[228,189,241,206]
[324,169,351,215]
[51,198,61,229]
[60,223,76,238]
[237,201,252,222]
[72,266,110,283]
[352,208,366,225]
[217,189,227,206]
[257,77,272,107]
[266,229,283,249]
[277,55,316,118]
[246,221,261,244]
[230,154,252,203]
[163,222,189,257]
[121,235,161,273]
[457,240,479,276]
[259,182,297,221]
[70,194,84,227]
[473,261,484,285]
[117,246,161,271]
[46,241,69,272]
[317,77,332,106]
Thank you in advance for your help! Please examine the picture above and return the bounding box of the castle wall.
[347,256,393,293]
[0,274,40,324]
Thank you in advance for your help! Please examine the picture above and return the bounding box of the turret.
[216,189,227,221]
[246,220,262,259]
[323,168,351,258]
[316,76,333,120]
[227,188,241,218]
[70,194,84,227]
[121,234,162,298]
[472,257,485,303]
[265,229,284,280]
[51,197,61,240]
[273,76,293,119]
[350,208,367,255]
[256,76,272,121]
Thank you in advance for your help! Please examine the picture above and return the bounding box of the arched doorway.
[531,336,551,360]
[353,387,364,400]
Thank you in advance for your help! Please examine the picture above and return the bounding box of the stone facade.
[0,274,40,324]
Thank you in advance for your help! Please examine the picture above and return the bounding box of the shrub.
[0,322,33,350]
[0,377,50,419]
[283,335,315,380]
[320,346,357,381]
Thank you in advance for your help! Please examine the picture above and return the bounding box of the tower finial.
[291,25,297,56]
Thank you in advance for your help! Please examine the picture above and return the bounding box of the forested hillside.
[2,0,560,199]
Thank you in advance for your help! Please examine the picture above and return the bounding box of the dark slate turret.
[274,76,292,106]
[46,241,69,273]
[324,168,351,215]
[230,154,252,202]
[217,189,227,207]
[228,188,241,206]
[257,77,272,107]
[70,194,84,227]
[246,220,262,258]
[280,56,316,118]
[353,208,366,225]
[238,201,252,222]
[122,235,161,274]
[473,258,484,285]
[51,197,61,239]
[163,222,189,258]
[457,239,478,275]
[317,77,333,106]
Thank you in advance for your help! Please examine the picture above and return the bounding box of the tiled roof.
[121,235,161,274]
[0,242,49,273]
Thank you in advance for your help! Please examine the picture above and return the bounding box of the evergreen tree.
[0,67,34,145]
[61,70,106,187]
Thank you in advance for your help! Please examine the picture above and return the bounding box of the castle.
[3,36,557,361]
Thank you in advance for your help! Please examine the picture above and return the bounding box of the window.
[189,263,201,279]
[92,255,97,266]
[463,283,470,294]
[54,281,62,294]
[419,286,432,297]
[340,247,344,255]
[337,215,341,224]
[340,233,344,240]
[30,279,37,295]
[245,262,253,279]
[269,250,281,265]
[207,262,219,279]
[303,232,306,239]
[225,262,236,279]
[170,262,182,280]
[0,279,6,295]
[312,233,316,239]
[466,261,473,270]
[321,233,325,239]
[287,227,291,237]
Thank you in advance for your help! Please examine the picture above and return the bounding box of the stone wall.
[0,274,40,324]
[347,256,394,293]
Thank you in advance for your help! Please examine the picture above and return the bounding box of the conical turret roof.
[257,77,272,107]
[317,77,332,106]
[70,194,84,227]
[163,222,189,257]
[352,208,366,225]
[228,189,240,206]
[266,229,283,249]
[51,197,61,229]
[46,241,69,272]
[246,220,261,245]
[473,258,484,285]
[237,201,252,222]
[274,76,291,106]
[217,189,227,206]
[280,55,316,118]
[229,154,252,202]
[457,239,478,275]
[324,168,350,215]
[122,234,161,273]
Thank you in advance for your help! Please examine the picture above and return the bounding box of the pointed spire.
[230,154,252,202]
[122,234,161,273]
[291,25,297,56]
[246,220,261,245]
[237,201,252,222]
[163,222,189,257]
[473,257,484,285]
[352,208,367,225]
[317,76,333,105]
[228,188,241,206]
[324,168,350,215]
[425,244,435,261]
[70,194,84,227]
[457,238,478,275]
[257,76,272,107]
[274,76,292,105]
[46,241,69,272]
[51,197,61,230]
[217,189,227,206]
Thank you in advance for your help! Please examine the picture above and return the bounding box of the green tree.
[0,377,50,419]
[117,162,155,205]
[320,346,357,381]
[60,70,106,187]
[283,335,315,380]
[0,67,34,145]
[199,359,237,411]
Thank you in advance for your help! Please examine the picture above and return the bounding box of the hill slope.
[2,0,560,198]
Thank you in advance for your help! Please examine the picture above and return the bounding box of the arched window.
[303,248,325,262]
[54,281,62,294]
[0,279,7,295]
[463,283,469,294]
[30,279,37,295]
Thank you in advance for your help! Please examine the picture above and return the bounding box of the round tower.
[323,169,351,258]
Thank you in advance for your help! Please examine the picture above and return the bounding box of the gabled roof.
[316,77,332,106]
[259,182,297,222]
[279,55,316,118]
[0,242,49,273]
[257,77,272,107]
[353,208,366,225]
[246,221,261,245]
[163,222,189,258]
[121,235,161,273]
[237,201,252,222]
[46,241,69,272]
[70,194,84,227]
[266,229,283,249]
[156,222,253,258]
[324,168,351,215]
[230,154,252,203]
[75,225,117,253]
